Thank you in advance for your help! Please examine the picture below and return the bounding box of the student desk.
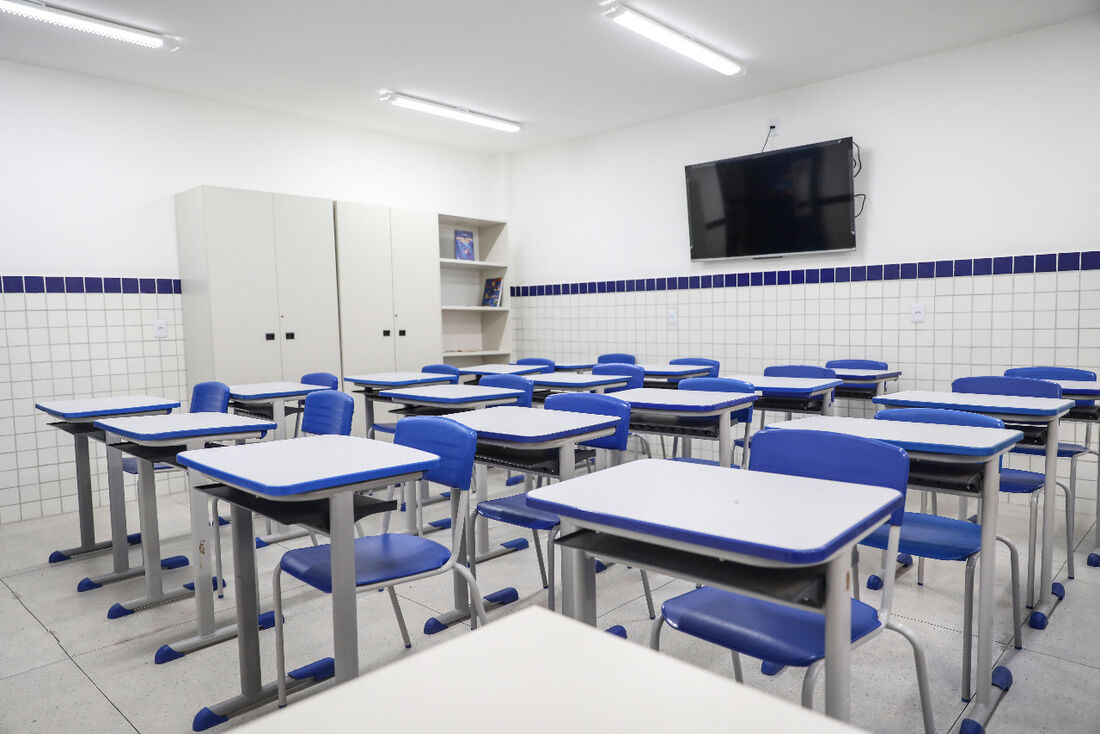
[637,362,713,386]
[227,382,333,440]
[92,414,275,621]
[873,390,1074,631]
[527,459,902,723]
[548,360,596,372]
[34,395,179,585]
[528,371,630,394]
[229,606,862,734]
[830,368,902,399]
[378,383,523,411]
[429,406,619,630]
[722,374,843,418]
[177,435,438,731]
[767,414,1023,731]
[609,387,756,468]
[458,363,546,380]
[344,372,457,438]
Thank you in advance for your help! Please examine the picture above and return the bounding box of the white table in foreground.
[232,607,863,733]
[228,382,333,440]
[34,395,179,584]
[527,459,902,723]
[344,372,457,438]
[873,390,1074,631]
[177,435,439,730]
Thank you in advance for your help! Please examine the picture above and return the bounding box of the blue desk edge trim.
[872,396,1072,416]
[93,421,279,440]
[176,456,440,496]
[36,402,181,419]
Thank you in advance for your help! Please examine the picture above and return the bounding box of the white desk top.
[1047,379,1100,397]
[767,415,1023,458]
[35,395,179,421]
[528,459,901,565]
[444,406,619,444]
[177,435,439,497]
[344,372,456,387]
[873,390,1074,417]
[530,372,630,388]
[379,384,523,405]
[458,363,545,375]
[721,374,844,394]
[231,607,861,733]
[831,369,902,381]
[637,363,713,377]
[228,382,333,400]
[611,387,756,413]
[94,413,277,442]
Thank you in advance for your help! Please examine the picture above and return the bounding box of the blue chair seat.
[662,587,881,667]
[862,513,980,561]
[280,534,450,593]
[121,457,174,474]
[1011,442,1088,459]
[669,457,740,469]
[999,468,1046,494]
[476,494,560,531]
[372,422,397,435]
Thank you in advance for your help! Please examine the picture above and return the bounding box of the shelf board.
[443,350,512,358]
[439,258,508,269]
[441,305,510,313]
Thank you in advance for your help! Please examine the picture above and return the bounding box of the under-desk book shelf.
[438,214,512,364]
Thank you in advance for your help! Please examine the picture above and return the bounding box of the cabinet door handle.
[382,329,391,337]
[398,329,407,336]
[265,333,275,341]
[285,332,295,340]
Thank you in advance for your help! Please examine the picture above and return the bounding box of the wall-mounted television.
[686,137,856,261]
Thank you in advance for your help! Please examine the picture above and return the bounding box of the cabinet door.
[390,208,442,369]
[272,194,341,381]
[334,201,396,376]
[202,187,283,383]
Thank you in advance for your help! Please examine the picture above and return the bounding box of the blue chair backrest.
[592,363,644,391]
[875,407,1004,429]
[678,377,754,423]
[544,393,631,451]
[301,372,339,389]
[515,358,555,374]
[749,429,909,525]
[191,382,230,413]
[394,416,476,491]
[598,353,635,364]
[763,364,837,379]
[422,363,461,379]
[1005,366,1095,406]
[301,390,355,436]
[826,359,888,370]
[480,373,533,408]
[952,375,1062,399]
[670,357,720,378]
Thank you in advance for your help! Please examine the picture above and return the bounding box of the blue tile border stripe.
[0,276,182,295]
[512,251,1100,298]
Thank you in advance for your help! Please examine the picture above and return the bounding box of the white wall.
[0,59,508,277]
[509,15,1100,284]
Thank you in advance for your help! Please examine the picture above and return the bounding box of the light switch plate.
[910,303,925,324]
[152,319,168,339]
[667,308,678,327]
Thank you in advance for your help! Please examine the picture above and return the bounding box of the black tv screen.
[686,137,856,260]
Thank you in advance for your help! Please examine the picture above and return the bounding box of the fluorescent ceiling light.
[0,0,178,50]
[602,2,742,76]
[378,90,522,133]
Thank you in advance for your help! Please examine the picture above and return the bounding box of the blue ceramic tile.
[866,264,883,281]
[678,276,689,289]
[737,273,750,287]
[45,276,64,293]
[688,276,700,289]
[618,280,628,292]
[954,259,973,276]
[750,272,763,286]
[596,281,606,294]
[849,266,865,282]
[820,268,835,283]
[833,267,849,283]
[645,278,656,291]
[935,261,953,277]
[2,276,23,293]
[1083,251,1100,270]
[777,270,791,285]
[790,269,805,285]
[121,277,139,293]
[173,279,182,294]
[24,276,44,293]
[65,276,84,293]
[625,280,635,292]
[655,277,666,291]
[553,284,563,295]
[157,278,173,293]
[764,271,777,285]
[1035,254,1056,273]
[973,258,992,276]
[725,273,739,287]
[138,278,155,294]
[992,257,1012,275]
[805,268,820,284]
[916,262,934,279]
[103,277,121,293]
[576,283,585,295]
[84,277,103,294]
[700,275,712,288]
[1058,252,1081,271]
[1013,255,1033,274]
[570,283,580,294]
[883,264,900,280]
[900,263,917,280]
[518,285,528,297]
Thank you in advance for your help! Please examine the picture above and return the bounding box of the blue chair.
[372,364,461,437]
[479,373,533,407]
[422,363,461,376]
[953,375,1080,589]
[592,363,649,457]
[121,381,230,476]
[291,372,339,436]
[598,353,635,364]
[272,416,487,707]
[669,357,720,378]
[667,377,754,467]
[514,357,555,374]
[651,429,934,733]
[471,393,653,615]
[871,408,1024,700]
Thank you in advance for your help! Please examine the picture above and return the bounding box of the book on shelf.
[454,230,475,260]
[481,277,503,307]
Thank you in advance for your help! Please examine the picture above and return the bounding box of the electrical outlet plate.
[910,303,925,324]
[667,308,678,327]
[152,319,168,338]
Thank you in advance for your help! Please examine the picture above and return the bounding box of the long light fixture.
[378,90,522,133]
[0,0,178,50]
[602,2,741,76]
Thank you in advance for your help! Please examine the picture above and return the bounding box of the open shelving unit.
[439,214,511,366]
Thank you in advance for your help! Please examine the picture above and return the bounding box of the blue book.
[481,277,502,307]
[454,230,475,260]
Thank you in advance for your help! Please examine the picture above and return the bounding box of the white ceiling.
[1,0,1097,154]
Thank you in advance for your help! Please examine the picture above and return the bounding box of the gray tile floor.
[2,469,1099,733]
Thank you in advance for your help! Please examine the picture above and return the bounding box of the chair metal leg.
[1027,491,1039,608]
[649,614,665,650]
[1062,470,1076,579]
[996,534,1024,649]
[272,565,288,707]
[386,587,411,648]
[453,563,488,630]
[962,555,976,702]
[730,651,744,683]
[532,529,548,589]
[851,547,860,602]
[886,617,936,734]
[640,570,655,620]
[802,659,824,708]
[547,529,558,612]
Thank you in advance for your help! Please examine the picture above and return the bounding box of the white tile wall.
[0,291,188,524]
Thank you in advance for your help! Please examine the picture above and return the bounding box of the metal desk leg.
[823,553,852,722]
[329,493,358,682]
[1030,418,1066,629]
[472,462,526,564]
[364,397,376,439]
[718,411,732,468]
[78,444,152,590]
[1088,419,1100,569]
[51,433,108,563]
[272,400,287,441]
[559,444,597,624]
